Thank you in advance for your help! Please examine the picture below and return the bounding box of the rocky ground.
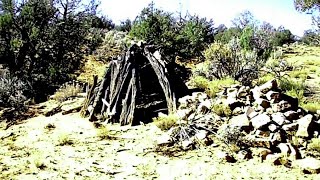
[0,94,319,180]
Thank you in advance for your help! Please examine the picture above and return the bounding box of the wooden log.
[80,75,98,118]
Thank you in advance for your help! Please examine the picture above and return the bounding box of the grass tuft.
[153,114,179,131]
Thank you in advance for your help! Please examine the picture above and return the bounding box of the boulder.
[282,122,299,131]
[250,147,272,160]
[251,113,272,130]
[195,130,208,140]
[277,143,301,160]
[296,114,314,138]
[216,150,237,163]
[197,99,212,113]
[237,150,253,160]
[259,79,278,93]
[250,86,262,101]
[271,112,286,126]
[229,114,251,131]
[237,86,249,98]
[268,124,278,132]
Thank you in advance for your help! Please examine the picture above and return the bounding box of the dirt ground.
[0,110,318,180]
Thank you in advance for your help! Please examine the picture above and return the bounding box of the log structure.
[81,43,189,125]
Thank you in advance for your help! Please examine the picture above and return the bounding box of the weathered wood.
[80,75,98,118]
[82,43,188,125]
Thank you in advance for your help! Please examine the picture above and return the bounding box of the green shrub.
[212,104,232,117]
[153,114,178,131]
[203,39,267,85]
[189,75,210,89]
[0,72,29,111]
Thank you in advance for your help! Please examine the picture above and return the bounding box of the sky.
[99,0,315,36]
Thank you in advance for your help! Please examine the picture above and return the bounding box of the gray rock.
[250,147,272,160]
[271,112,286,126]
[292,157,320,174]
[255,98,271,109]
[157,133,172,145]
[237,150,252,160]
[251,113,272,129]
[233,107,244,115]
[259,79,278,93]
[266,91,281,102]
[216,150,236,163]
[296,114,314,137]
[250,86,262,100]
[282,122,299,131]
[229,114,251,127]
[197,99,212,113]
[246,107,259,119]
[195,130,208,140]
[277,143,301,160]
[181,140,195,150]
[268,124,278,132]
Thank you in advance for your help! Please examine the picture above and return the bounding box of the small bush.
[153,114,178,131]
[57,134,74,146]
[97,125,111,140]
[0,72,29,111]
[308,138,320,153]
[53,83,82,102]
[204,39,267,85]
[256,74,275,86]
[189,75,210,89]
[212,104,232,117]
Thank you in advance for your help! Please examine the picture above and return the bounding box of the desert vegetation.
[1,0,320,179]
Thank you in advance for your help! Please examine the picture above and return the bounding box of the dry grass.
[57,133,74,146]
[97,125,111,140]
[153,114,179,131]
[53,84,82,102]
[77,55,108,82]
[307,138,320,153]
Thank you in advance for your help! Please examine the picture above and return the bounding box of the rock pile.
[157,79,320,173]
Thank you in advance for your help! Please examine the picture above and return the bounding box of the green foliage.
[240,26,255,51]
[0,71,29,111]
[129,3,176,56]
[203,39,266,85]
[0,0,101,103]
[176,14,215,59]
[190,75,237,98]
[212,104,232,117]
[153,114,178,131]
[300,30,320,45]
[271,28,295,47]
[129,3,214,61]
[279,78,306,103]
[301,102,320,113]
[214,27,241,44]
